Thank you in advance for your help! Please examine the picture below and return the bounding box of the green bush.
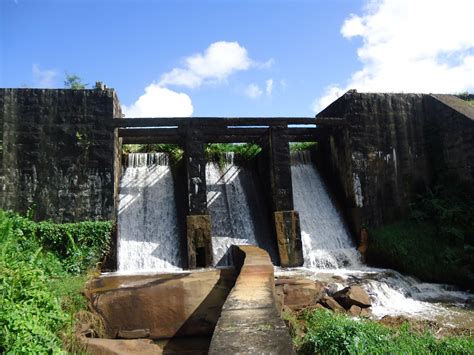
[368,178,474,289]
[288,309,474,354]
[0,210,112,353]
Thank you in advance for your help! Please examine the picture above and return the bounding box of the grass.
[0,210,112,353]
[284,309,474,354]
[368,221,466,285]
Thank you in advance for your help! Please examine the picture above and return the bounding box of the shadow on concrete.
[162,267,237,354]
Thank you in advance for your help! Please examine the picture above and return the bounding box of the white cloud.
[265,79,274,96]
[159,41,273,89]
[32,64,58,88]
[125,41,272,115]
[315,0,474,113]
[159,41,254,88]
[244,83,263,99]
[122,84,193,117]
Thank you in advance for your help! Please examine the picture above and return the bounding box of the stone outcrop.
[320,296,346,313]
[276,277,373,317]
[333,285,372,309]
[81,337,211,355]
[82,338,162,355]
[275,277,325,311]
[85,269,236,340]
[0,88,121,222]
[316,92,474,234]
[209,245,295,355]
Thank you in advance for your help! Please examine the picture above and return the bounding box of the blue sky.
[1,0,474,117]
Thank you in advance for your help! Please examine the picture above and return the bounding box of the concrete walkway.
[209,245,294,355]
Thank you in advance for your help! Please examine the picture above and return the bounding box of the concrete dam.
[1,88,473,353]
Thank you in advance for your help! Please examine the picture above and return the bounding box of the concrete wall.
[317,92,474,235]
[0,88,120,222]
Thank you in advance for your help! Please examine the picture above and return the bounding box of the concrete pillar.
[274,210,302,267]
[184,126,213,268]
[186,215,213,268]
[268,126,303,267]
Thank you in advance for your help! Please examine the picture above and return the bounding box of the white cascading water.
[206,153,258,266]
[291,151,362,269]
[117,153,182,272]
[289,151,473,324]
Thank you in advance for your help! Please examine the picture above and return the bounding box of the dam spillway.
[290,151,362,269]
[206,154,278,266]
[117,153,183,272]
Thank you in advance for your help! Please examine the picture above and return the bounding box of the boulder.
[117,329,150,339]
[360,307,372,317]
[333,285,371,309]
[320,296,345,313]
[275,278,325,311]
[82,338,162,355]
[348,305,362,316]
[86,269,235,339]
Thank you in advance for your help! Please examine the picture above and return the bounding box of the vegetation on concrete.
[123,143,184,162]
[0,210,112,353]
[368,178,474,289]
[289,142,317,152]
[205,143,261,164]
[123,141,317,165]
[284,309,474,354]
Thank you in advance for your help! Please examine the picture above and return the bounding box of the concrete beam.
[114,117,315,128]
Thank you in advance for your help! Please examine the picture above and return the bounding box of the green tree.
[64,74,87,89]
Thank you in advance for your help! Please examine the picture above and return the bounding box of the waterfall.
[291,151,362,269]
[117,153,182,272]
[288,150,473,322]
[206,153,277,266]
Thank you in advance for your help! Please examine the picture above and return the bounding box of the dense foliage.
[0,211,112,353]
[205,143,261,165]
[123,143,184,162]
[289,142,317,152]
[123,142,316,164]
[284,309,474,354]
[368,179,474,289]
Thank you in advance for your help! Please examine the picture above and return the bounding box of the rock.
[276,278,325,311]
[320,296,346,313]
[348,305,362,316]
[82,338,162,355]
[360,307,372,317]
[333,285,371,309]
[117,329,150,339]
[86,269,235,339]
[274,285,285,313]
